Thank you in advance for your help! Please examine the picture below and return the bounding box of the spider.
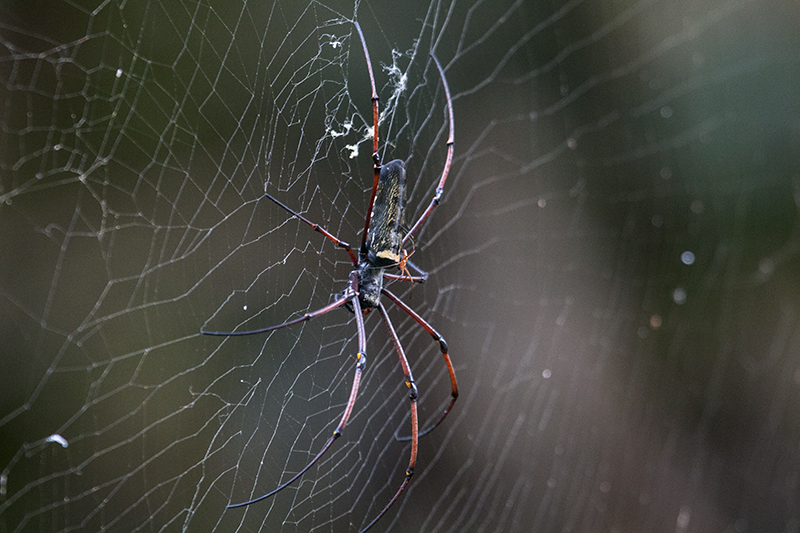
[202,21,457,532]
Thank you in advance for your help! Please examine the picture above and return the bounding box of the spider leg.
[201,292,350,336]
[227,272,368,508]
[403,258,428,278]
[402,52,454,247]
[353,20,382,257]
[383,258,429,283]
[360,303,419,533]
[265,192,357,265]
[382,288,457,440]
[383,272,427,283]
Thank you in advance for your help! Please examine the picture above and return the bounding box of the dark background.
[2,0,800,531]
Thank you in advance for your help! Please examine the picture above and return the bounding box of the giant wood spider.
[203,20,457,532]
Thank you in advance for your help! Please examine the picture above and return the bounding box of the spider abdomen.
[365,159,407,268]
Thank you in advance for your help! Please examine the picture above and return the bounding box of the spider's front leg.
[402,52,455,246]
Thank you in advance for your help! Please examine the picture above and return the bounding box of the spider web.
[2,0,800,531]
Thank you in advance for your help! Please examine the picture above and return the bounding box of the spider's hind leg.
[225,272,368,509]
[381,288,458,440]
[358,303,419,532]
